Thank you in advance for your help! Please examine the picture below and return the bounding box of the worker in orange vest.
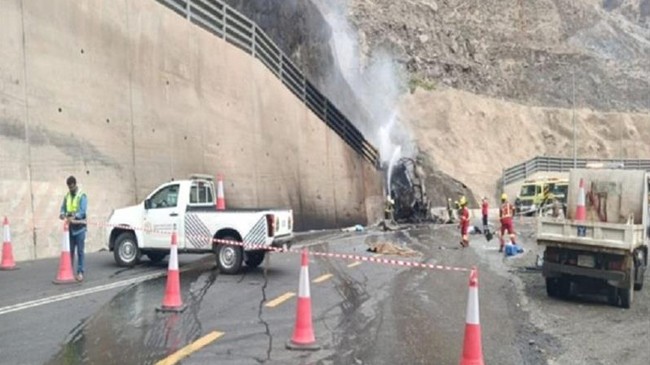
[499,193,516,252]
[459,196,470,247]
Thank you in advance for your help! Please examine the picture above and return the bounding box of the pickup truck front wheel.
[216,237,243,274]
[114,232,140,267]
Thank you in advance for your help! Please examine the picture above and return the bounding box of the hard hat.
[501,193,508,201]
[459,196,467,205]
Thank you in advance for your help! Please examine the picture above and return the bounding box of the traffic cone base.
[156,304,187,313]
[286,339,321,351]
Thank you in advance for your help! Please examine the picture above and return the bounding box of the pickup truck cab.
[106,175,293,274]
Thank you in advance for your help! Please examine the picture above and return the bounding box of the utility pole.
[572,70,576,168]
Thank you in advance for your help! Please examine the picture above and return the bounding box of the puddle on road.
[46,269,217,365]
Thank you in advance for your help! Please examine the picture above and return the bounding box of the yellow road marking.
[347,261,362,268]
[265,292,296,307]
[155,330,224,365]
[313,273,333,283]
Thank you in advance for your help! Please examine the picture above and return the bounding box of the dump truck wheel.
[620,269,634,309]
[545,278,559,298]
[634,250,645,291]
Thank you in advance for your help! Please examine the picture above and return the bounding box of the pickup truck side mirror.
[144,199,152,210]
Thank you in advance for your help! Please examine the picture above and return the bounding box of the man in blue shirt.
[59,176,88,281]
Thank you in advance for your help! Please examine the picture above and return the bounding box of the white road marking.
[0,271,169,316]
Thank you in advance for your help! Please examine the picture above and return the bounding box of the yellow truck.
[515,177,568,216]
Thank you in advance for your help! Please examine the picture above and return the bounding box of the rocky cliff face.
[349,0,650,112]
[225,0,650,206]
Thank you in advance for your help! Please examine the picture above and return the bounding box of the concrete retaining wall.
[0,0,383,261]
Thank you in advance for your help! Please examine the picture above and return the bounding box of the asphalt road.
[1,220,645,364]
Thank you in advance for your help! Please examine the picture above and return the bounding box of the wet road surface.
[0,223,567,364]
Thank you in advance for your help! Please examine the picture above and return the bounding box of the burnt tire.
[245,251,266,268]
[146,252,167,264]
[216,236,243,274]
[114,232,140,267]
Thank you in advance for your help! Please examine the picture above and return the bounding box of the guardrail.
[156,0,380,167]
[502,156,650,187]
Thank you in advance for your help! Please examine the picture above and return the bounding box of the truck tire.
[216,236,243,274]
[545,278,559,297]
[620,269,634,309]
[114,232,140,267]
[634,250,646,291]
[245,251,266,268]
[608,286,619,306]
[146,252,167,264]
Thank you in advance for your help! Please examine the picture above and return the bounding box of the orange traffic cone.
[286,248,320,351]
[157,230,186,312]
[216,174,226,211]
[459,267,484,365]
[575,178,586,221]
[1,217,18,270]
[575,178,588,237]
[53,222,76,284]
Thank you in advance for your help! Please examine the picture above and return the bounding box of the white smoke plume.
[314,0,417,173]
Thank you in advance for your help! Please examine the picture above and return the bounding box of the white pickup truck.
[536,168,648,308]
[106,175,294,274]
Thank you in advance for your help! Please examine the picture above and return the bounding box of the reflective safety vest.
[500,202,513,219]
[65,190,85,214]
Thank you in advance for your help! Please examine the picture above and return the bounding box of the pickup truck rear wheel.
[216,237,243,274]
[114,232,139,267]
[245,251,266,268]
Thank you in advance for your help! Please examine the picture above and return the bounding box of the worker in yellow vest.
[59,176,88,281]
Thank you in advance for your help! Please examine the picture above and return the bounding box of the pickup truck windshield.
[150,184,180,208]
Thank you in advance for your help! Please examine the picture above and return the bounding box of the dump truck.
[536,168,649,308]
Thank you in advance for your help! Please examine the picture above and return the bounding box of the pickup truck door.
[143,183,183,249]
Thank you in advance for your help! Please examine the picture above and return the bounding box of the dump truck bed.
[537,217,645,253]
